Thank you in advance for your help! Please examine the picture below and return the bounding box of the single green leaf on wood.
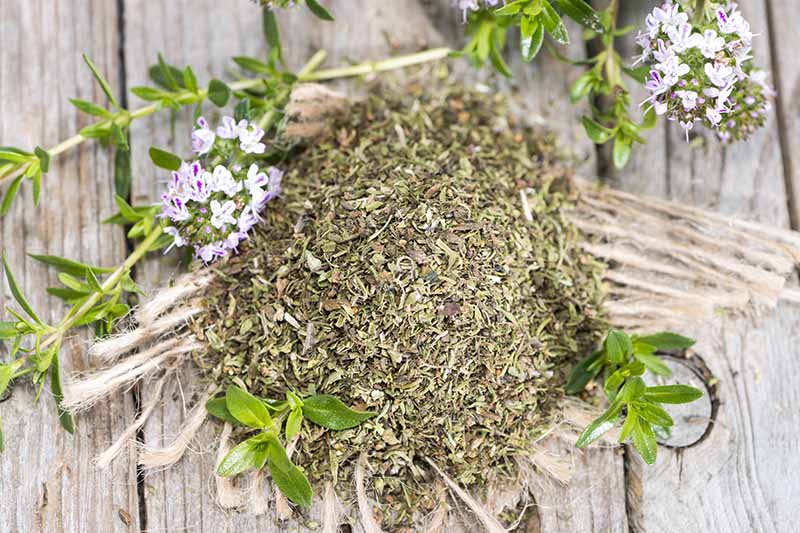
[636,332,696,351]
[262,9,285,67]
[631,417,658,464]
[51,352,75,434]
[540,1,570,44]
[183,66,199,94]
[575,395,624,448]
[631,400,673,428]
[207,79,231,107]
[226,385,272,428]
[1,175,24,216]
[2,252,43,325]
[70,98,113,118]
[644,384,703,404]
[581,116,611,144]
[633,351,672,377]
[306,0,334,21]
[29,253,113,278]
[266,436,312,507]
[604,329,631,364]
[520,19,544,62]
[620,376,646,402]
[82,54,120,108]
[613,135,633,169]
[152,54,183,91]
[618,410,637,443]
[34,146,50,173]
[233,56,272,75]
[206,396,240,425]
[148,146,182,171]
[216,434,270,477]
[115,145,132,199]
[555,0,603,32]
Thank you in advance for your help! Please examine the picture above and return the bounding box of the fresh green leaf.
[636,332,696,351]
[620,376,646,402]
[29,253,113,278]
[82,54,119,108]
[565,351,603,394]
[183,66,199,93]
[262,9,284,67]
[631,417,658,464]
[226,385,272,428]
[575,395,623,448]
[1,175,24,216]
[618,411,637,443]
[631,400,673,427]
[496,0,524,16]
[0,321,18,339]
[644,384,703,404]
[206,397,240,425]
[234,99,251,122]
[85,268,103,293]
[266,438,313,507]
[604,369,626,402]
[233,56,272,75]
[152,54,183,91]
[604,329,631,364]
[303,395,376,430]
[207,79,231,107]
[613,136,632,169]
[216,434,270,477]
[540,1,569,44]
[556,0,603,32]
[51,352,75,434]
[306,0,334,21]
[148,146,182,171]
[581,116,611,144]
[0,364,13,397]
[634,351,672,377]
[286,407,303,440]
[520,20,544,62]
[130,86,168,102]
[115,145,132,199]
[2,252,42,325]
[34,146,50,173]
[70,98,113,119]
[570,72,595,103]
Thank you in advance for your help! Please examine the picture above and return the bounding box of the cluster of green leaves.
[568,9,655,169]
[208,385,374,506]
[567,329,704,464]
[460,0,602,76]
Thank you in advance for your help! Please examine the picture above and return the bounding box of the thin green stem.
[0,48,450,190]
[303,47,451,81]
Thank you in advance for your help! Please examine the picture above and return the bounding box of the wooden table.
[1,1,798,531]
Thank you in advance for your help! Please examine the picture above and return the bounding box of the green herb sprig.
[567,329,704,463]
[207,385,375,506]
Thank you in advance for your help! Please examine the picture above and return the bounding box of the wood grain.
[615,1,800,532]
[0,1,138,531]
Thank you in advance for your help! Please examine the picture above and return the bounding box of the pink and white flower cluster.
[636,1,773,142]
[162,116,282,263]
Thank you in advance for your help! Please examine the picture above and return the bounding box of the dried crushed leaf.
[192,84,607,527]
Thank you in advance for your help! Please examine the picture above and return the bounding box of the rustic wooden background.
[1,0,798,531]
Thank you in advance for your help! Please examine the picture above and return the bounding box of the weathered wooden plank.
[0,1,139,531]
[765,0,800,227]
[614,1,800,531]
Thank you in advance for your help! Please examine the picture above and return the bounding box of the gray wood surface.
[1,0,798,531]
[0,1,139,532]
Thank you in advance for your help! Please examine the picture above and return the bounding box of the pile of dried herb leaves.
[191,83,607,525]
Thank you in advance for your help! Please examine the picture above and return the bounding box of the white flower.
[697,29,725,59]
[245,164,268,194]
[675,90,699,111]
[652,39,674,64]
[224,231,247,251]
[216,116,246,139]
[717,9,752,41]
[667,23,696,53]
[238,206,259,233]
[197,242,226,264]
[679,119,695,141]
[658,56,690,86]
[164,226,186,252]
[645,13,660,38]
[653,3,688,33]
[210,199,237,229]
[239,124,266,154]
[210,165,242,197]
[706,106,723,126]
[191,117,215,155]
[704,62,735,87]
